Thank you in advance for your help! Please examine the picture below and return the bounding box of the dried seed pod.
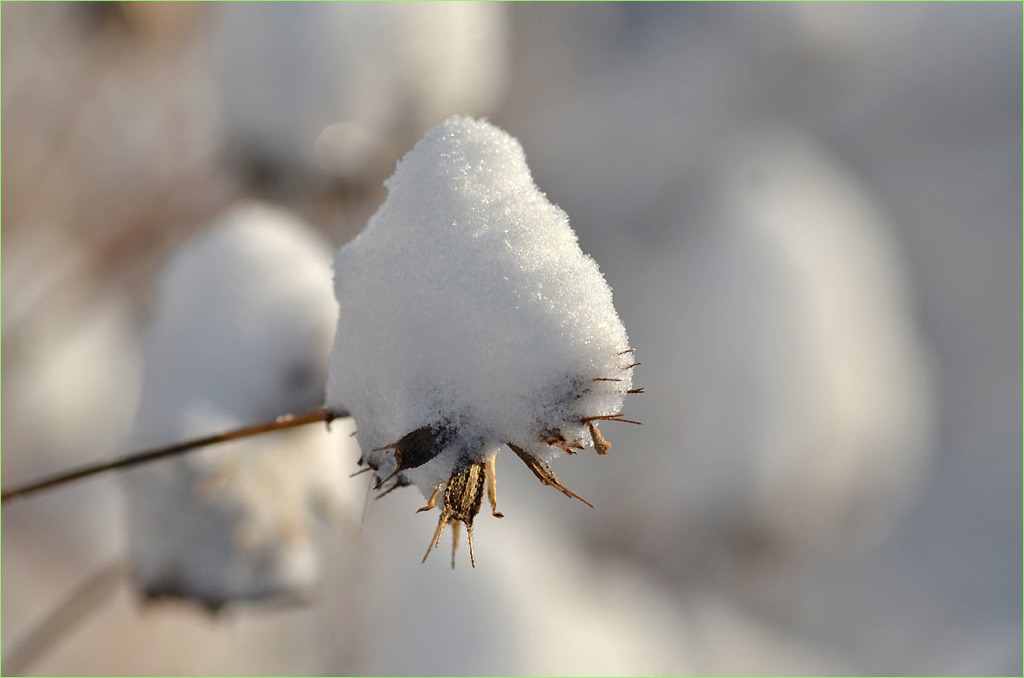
[422,461,487,567]
[372,421,455,485]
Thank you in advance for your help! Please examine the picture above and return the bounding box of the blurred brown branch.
[0,408,349,505]
[3,560,125,676]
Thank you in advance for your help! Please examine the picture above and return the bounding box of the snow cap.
[124,202,354,607]
[326,117,633,498]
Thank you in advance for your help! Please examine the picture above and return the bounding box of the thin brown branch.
[0,408,348,505]
[3,560,125,676]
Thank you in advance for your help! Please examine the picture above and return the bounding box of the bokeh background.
[2,2,1021,675]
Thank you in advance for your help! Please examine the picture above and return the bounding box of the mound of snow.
[123,202,356,608]
[326,117,636,563]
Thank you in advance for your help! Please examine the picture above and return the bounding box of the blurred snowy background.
[2,2,1020,675]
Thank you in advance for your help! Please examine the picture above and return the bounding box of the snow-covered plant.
[211,3,507,184]
[326,117,639,566]
[123,203,355,608]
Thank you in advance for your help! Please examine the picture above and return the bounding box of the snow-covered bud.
[123,203,354,608]
[326,117,639,565]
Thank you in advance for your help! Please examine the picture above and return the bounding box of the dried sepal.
[540,429,585,455]
[372,422,454,486]
[588,422,612,455]
[582,413,643,426]
[507,442,594,508]
[485,454,504,519]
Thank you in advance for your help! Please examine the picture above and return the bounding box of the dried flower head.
[326,117,639,565]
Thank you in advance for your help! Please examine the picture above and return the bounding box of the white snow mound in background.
[326,116,632,495]
[124,202,353,608]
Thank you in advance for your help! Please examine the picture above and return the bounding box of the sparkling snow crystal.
[326,117,638,565]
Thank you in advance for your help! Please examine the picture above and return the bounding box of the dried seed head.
[423,461,487,568]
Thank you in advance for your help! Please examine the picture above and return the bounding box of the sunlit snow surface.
[326,117,633,498]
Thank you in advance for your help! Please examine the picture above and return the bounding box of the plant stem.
[3,560,124,676]
[1,408,348,505]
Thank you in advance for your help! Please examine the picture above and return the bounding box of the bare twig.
[0,409,348,505]
[3,560,125,676]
